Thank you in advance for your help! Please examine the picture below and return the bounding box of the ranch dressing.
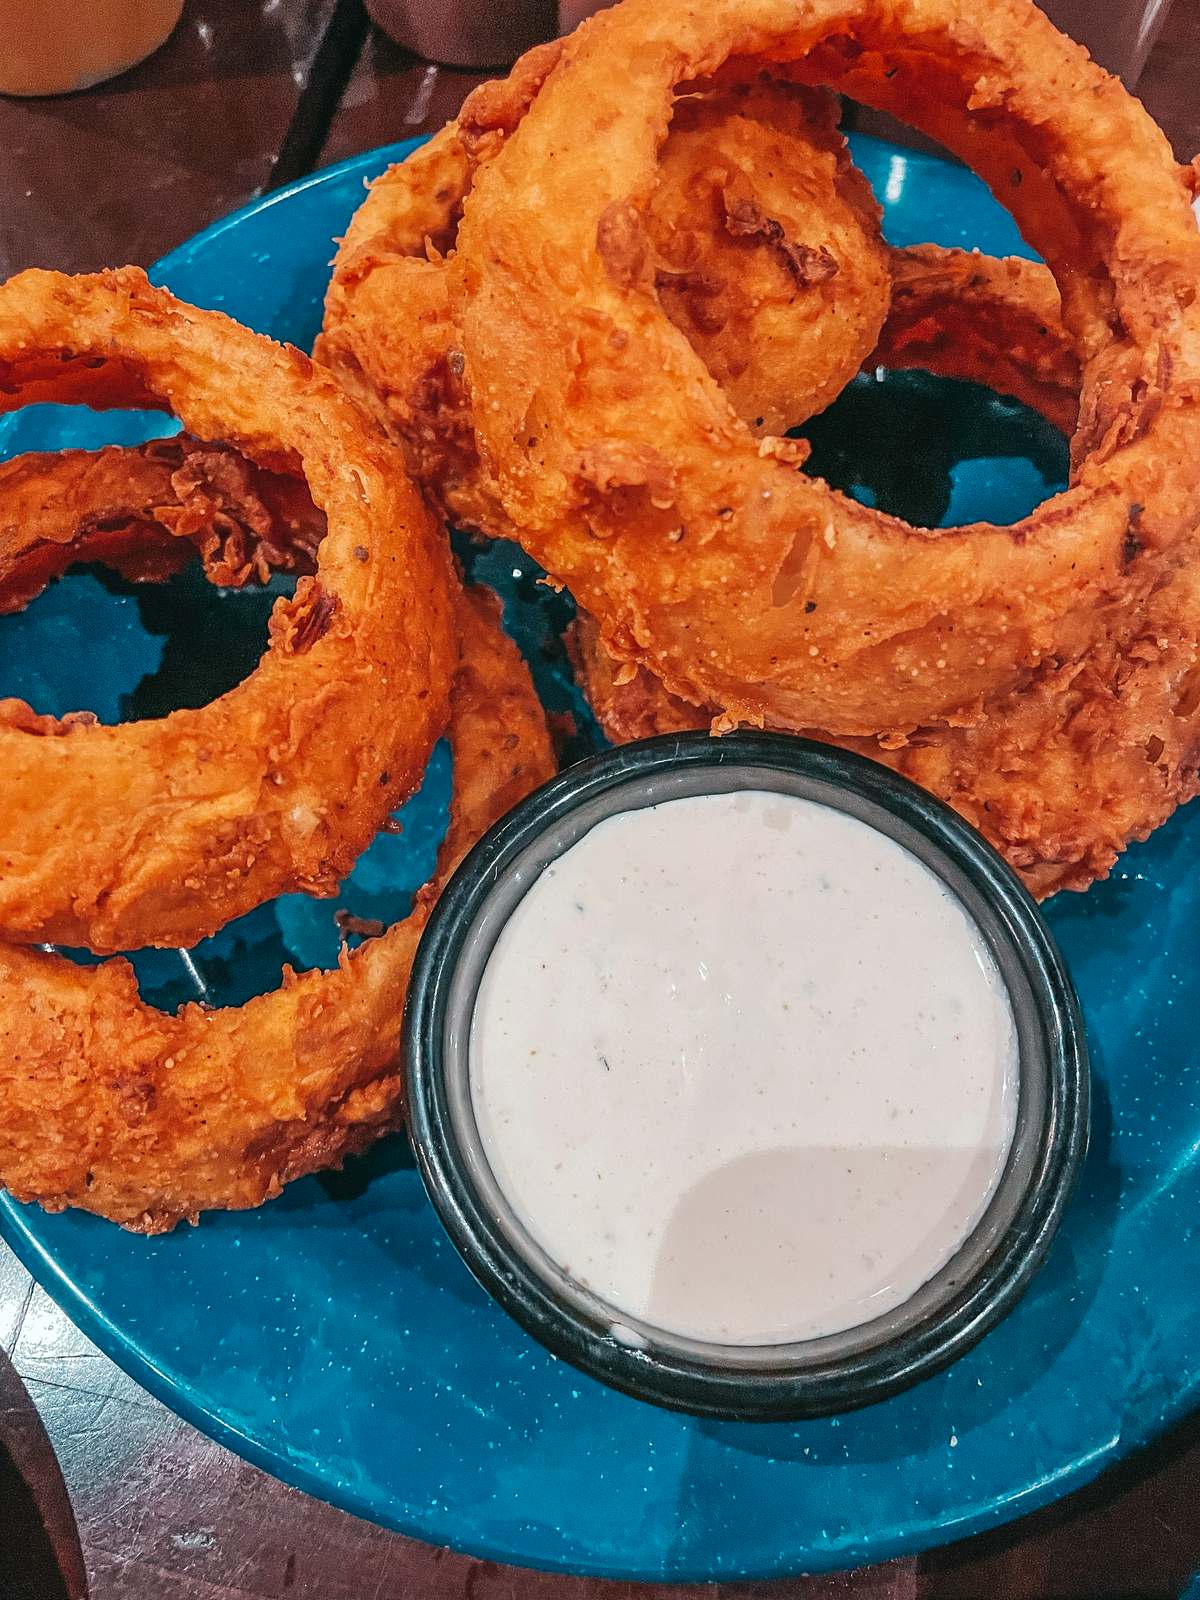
[469,790,1019,1346]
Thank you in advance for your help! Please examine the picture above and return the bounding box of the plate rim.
[148,140,424,274]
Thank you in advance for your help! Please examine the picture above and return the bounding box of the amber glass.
[0,0,183,96]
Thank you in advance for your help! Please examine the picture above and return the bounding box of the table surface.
[2,3,1200,1597]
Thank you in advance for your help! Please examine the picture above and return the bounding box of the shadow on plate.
[682,1068,1122,1472]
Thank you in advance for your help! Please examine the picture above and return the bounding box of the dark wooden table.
[2,4,1200,1596]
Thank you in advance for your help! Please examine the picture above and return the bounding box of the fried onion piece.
[876,246,1080,438]
[317,75,890,530]
[573,242,1082,747]
[572,263,1200,897]
[0,268,456,953]
[455,0,1200,737]
[0,434,325,614]
[571,610,711,746]
[0,585,553,1232]
[575,577,1200,901]
[318,122,486,525]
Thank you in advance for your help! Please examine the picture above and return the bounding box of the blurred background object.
[363,0,556,67]
[557,0,603,31]
[0,0,183,96]
[558,0,1174,85]
[1039,0,1174,82]
[0,1341,86,1600]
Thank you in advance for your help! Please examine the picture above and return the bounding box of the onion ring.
[574,240,1083,742]
[317,75,890,530]
[454,0,1200,736]
[576,580,1200,900]
[0,268,456,954]
[573,261,1200,896]
[0,582,553,1232]
[875,245,1079,438]
[0,434,324,613]
[643,81,890,436]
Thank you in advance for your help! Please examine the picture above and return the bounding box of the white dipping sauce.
[469,791,1019,1346]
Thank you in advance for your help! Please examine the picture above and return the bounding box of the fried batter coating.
[573,256,1199,896]
[455,0,1200,735]
[0,586,553,1231]
[649,83,889,436]
[0,434,325,612]
[0,268,456,953]
[317,75,890,530]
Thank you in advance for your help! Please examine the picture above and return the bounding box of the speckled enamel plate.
[1,137,1198,1582]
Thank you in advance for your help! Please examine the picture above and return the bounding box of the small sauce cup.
[403,732,1089,1419]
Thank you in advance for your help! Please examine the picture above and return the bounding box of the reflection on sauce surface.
[469,791,1018,1345]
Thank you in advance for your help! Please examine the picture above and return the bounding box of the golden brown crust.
[317,78,890,531]
[0,585,554,1232]
[317,123,496,532]
[877,245,1080,437]
[0,269,457,953]
[0,434,324,613]
[575,575,1200,901]
[641,82,890,435]
[455,0,1200,736]
[571,257,1200,898]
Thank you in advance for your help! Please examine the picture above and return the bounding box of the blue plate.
[1,136,1197,1583]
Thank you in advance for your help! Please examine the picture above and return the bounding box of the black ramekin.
[403,732,1090,1421]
